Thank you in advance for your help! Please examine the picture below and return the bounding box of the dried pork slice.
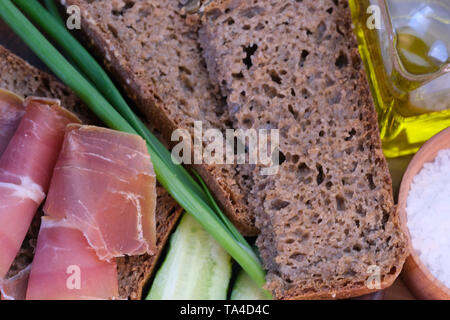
[44,125,157,261]
[26,217,119,300]
[0,89,25,156]
[0,98,80,279]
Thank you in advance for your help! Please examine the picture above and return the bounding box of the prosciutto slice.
[0,97,80,278]
[43,125,157,261]
[26,218,119,300]
[0,89,25,156]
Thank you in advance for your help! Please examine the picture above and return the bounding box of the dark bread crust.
[199,0,408,299]
[117,188,182,300]
[0,45,183,300]
[61,0,258,236]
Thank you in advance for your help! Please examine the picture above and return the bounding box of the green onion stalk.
[0,0,267,288]
[43,0,64,26]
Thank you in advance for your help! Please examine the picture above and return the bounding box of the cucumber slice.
[231,269,272,300]
[147,213,232,300]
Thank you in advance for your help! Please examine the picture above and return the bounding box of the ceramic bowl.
[398,127,450,300]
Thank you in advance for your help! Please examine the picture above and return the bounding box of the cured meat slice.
[0,89,25,156]
[26,218,119,300]
[44,125,156,261]
[0,97,80,278]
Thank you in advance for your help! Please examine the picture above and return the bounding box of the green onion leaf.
[192,169,251,251]
[43,0,64,26]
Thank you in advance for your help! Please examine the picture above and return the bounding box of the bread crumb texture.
[199,0,408,299]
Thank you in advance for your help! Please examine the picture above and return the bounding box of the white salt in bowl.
[398,127,450,300]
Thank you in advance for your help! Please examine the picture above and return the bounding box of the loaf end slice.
[199,0,408,299]
[0,45,183,300]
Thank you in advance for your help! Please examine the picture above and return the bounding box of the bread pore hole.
[240,6,265,18]
[243,44,258,69]
[271,199,290,210]
[316,163,324,185]
[335,51,349,68]
[297,162,311,178]
[336,195,346,211]
[279,151,286,165]
[299,49,310,67]
[269,70,282,84]
[263,84,278,98]
[366,174,376,190]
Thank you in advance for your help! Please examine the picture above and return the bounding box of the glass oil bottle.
[349,0,449,157]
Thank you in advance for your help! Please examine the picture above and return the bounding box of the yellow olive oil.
[349,0,450,157]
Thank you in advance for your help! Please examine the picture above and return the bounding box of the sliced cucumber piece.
[147,213,232,300]
[231,269,272,300]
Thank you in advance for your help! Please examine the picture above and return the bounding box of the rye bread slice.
[199,0,408,299]
[0,45,183,300]
[61,0,258,235]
